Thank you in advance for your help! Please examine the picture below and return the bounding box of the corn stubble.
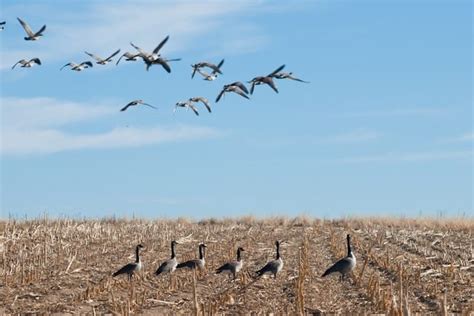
[0,217,473,314]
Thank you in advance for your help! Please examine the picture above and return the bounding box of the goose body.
[249,64,285,94]
[215,81,249,103]
[322,234,356,279]
[85,49,121,65]
[120,99,157,112]
[12,58,41,69]
[174,101,199,116]
[191,59,224,79]
[155,241,178,276]
[60,61,93,71]
[131,35,169,61]
[143,56,181,72]
[176,243,207,270]
[113,244,144,280]
[116,52,140,65]
[189,97,211,113]
[256,241,283,278]
[216,247,245,280]
[274,71,309,83]
[17,17,46,40]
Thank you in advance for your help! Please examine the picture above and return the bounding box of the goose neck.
[171,242,176,259]
[135,246,140,263]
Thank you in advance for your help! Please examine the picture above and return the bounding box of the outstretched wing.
[33,24,46,37]
[17,17,34,37]
[159,60,171,73]
[81,61,93,68]
[268,64,285,77]
[60,62,73,71]
[130,42,149,57]
[152,35,170,54]
[105,49,121,62]
[233,82,249,94]
[31,58,41,65]
[85,51,103,63]
[215,88,226,103]
[11,59,25,69]
[211,59,225,74]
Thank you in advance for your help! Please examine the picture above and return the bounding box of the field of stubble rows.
[0,217,473,315]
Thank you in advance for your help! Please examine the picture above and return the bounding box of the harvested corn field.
[1,217,473,314]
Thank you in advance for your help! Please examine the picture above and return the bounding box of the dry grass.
[0,216,473,314]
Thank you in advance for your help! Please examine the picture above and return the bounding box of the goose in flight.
[130,35,169,62]
[60,61,93,71]
[274,71,309,83]
[143,56,181,73]
[116,52,141,65]
[191,59,224,79]
[17,17,46,41]
[174,101,199,116]
[113,244,144,281]
[322,234,356,281]
[0,21,5,31]
[120,99,157,112]
[189,97,211,113]
[255,241,284,278]
[215,81,249,103]
[85,49,121,65]
[11,58,41,69]
[216,247,245,280]
[248,64,285,94]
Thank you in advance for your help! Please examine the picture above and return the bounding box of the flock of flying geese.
[3,18,309,116]
[113,235,356,285]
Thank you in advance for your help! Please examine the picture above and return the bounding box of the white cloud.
[0,97,220,155]
[0,1,273,70]
[442,132,474,143]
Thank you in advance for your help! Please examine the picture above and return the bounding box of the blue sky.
[1,0,472,219]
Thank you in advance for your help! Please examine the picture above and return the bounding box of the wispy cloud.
[1,97,220,155]
[336,150,473,163]
[0,1,276,70]
[441,132,474,143]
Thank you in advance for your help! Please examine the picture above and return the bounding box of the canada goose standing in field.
[191,59,224,79]
[176,243,207,270]
[274,71,309,83]
[215,81,250,103]
[216,247,245,280]
[85,49,121,65]
[321,234,356,281]
[11,58,41,69]
[116,52,140,65]
[17,17,46,41]
[255,241,283,278]
[120,99,157,112]
[0,21,6,31]
[189,97,212,113]
[174,101,199,116]
[248,64,285,94]
[113,244,144,280]
[155,240,179,276]
[60,61,93,71]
